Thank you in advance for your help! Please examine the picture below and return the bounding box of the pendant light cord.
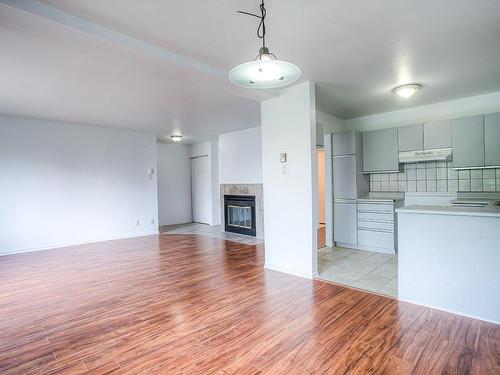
[238,0,267,48]
[258,1,266,47]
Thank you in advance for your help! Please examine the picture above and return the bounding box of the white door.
[190,156,212,224]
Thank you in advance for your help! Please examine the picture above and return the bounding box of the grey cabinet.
[398,124,423,151]
[424,120,452,149]
[333,155,357,199]
[484,112,500,167]
[333,202,357,245]
[316,123,324,147]
[452,116,484,168]
[362,128,399,173]
[332,130,356,156]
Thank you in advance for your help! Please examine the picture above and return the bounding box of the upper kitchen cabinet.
[363,128,399,173]
[452,116,484,168]
[423,120,452,149]
[484,112,500,167]
[398,124,423,151]
[332,130,356,156]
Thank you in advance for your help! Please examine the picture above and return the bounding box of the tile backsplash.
[369,162,500,193]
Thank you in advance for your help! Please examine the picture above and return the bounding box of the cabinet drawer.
[357,211,394,222]
[358,230,394,250]
[357,203,394,213]
[357,220,394,232]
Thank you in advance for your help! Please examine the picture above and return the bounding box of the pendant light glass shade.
[228,59,301,89]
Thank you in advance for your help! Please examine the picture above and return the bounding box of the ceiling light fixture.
[393,83,422,99]
[170,135,183,143]
[228,0,301,89]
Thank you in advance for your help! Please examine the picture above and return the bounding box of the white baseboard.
[398,296,500,326]
[158,218,192,226]
[264,263,313,280]
[0,230,159,257]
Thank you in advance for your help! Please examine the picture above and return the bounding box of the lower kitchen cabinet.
[333,201,357,245]
[356,201,399,253]
[357,230,394,250]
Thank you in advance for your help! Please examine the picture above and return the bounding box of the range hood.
[398,148,452,163]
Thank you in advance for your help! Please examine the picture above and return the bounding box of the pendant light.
[228,0,301,89]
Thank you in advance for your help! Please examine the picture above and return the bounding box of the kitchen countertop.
[397,204,500,218]
[357,194,404,203]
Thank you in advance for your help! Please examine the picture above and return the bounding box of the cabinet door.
[332,131,356,156]
[333,202,357,245]
[424,120,452,149]
[316,123,324,147]
[362,128,399,173]
[398,124,423,151]
[451,116,484,168]
[484,113,500,167]
[333,155,357,199]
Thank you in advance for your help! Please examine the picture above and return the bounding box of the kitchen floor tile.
[318,246,398,297]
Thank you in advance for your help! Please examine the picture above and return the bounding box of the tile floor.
[317,247,398,298]
[160,223,264,245]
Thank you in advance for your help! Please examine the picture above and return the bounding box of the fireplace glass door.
[227,205,252,229]
[224,195,256,236]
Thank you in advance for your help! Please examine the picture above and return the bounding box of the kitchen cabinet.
[424,120,452,149]
[484,112,500,167]
[452,116,484,168]
[398,124,423,151]
[332,130,356,156]
[333,202,357,245]
[362,128,399,173]
[316,123,324,147]
[333,155,357,199]
[357,200,400,254]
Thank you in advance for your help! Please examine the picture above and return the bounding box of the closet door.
[190,156,211,224]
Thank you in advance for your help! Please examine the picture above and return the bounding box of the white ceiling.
[1,0,500,143]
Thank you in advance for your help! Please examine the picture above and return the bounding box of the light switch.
[280,153,287,163]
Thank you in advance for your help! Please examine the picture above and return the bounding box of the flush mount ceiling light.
[393,83,423,99]
[228,0,301,89]
[170,135,183,143]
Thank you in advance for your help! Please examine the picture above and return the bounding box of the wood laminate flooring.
[0,234,498,374]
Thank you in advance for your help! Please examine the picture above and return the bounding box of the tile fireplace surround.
[220,184,264,239]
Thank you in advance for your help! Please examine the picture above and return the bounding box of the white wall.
[398,211,500,324]
[218,127,263,184]
[0,115,158,255]
[189,140,220,225]
[261,81,317,279]
[157,143,192,225]
[317,110,346,134]
[345,90,500,131]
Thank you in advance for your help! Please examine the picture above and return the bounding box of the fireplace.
[224,195,256,237]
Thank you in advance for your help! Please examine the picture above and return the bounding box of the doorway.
[317,148,326,249]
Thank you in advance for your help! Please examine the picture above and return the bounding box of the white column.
[261,81,317,279]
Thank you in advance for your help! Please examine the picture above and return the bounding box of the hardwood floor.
[317,224,326,249]
[0,234,498,374]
